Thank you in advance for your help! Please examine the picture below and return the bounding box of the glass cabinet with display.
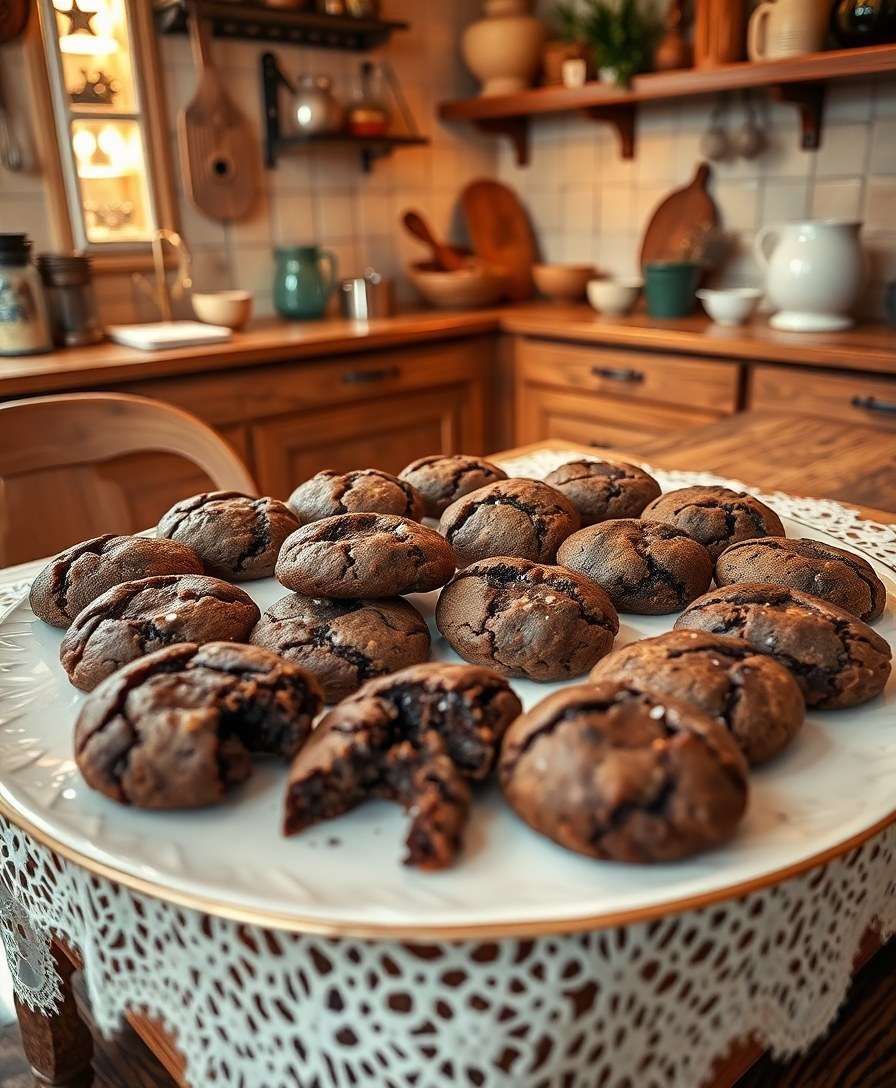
[37,0,175,255]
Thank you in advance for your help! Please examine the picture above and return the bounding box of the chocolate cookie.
[591,630,805,765]
[283,663,522,869]
[75,642,322,809]
[439,478,580,568]
[557,519,713,614]
[544,459,662,526]
[276,514,455,598]
[675,583,892,709]
[157,492,299,581]
[399,455,508,518]
[251,593,431,702]
[436,557,618,681]
[500,682,748,863]
[29,534,203,628]
[288,469,424,524]
[642,485,785,560]
[715,537,887,623]
[60,574,260,692]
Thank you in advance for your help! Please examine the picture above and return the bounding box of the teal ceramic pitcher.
[274,245,338,320]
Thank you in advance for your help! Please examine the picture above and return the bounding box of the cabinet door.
[251,387,479,499]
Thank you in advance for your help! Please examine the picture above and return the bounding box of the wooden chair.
[0,392,257,566]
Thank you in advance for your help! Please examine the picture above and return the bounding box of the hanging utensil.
[402,211,467,272]
[0,69,23,172]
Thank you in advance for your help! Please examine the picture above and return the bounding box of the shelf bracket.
[583,104,636,159]
[474,118,530,166]
[772,82,826,150]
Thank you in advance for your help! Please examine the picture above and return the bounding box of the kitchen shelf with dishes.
[439,43,896,162]
[154,0,409,51]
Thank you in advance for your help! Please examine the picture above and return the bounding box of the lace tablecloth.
[0,455,894,1088]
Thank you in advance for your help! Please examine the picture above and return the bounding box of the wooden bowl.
[409,261,508,310]
[533,263,595,302]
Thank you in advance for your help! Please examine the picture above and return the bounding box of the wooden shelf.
[155,0,408,50]
[439,44,896,161]
[272,133,429,172]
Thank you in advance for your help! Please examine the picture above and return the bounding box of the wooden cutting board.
[177,9,258,222]
[461,179,538,301]
[640,162,719,269]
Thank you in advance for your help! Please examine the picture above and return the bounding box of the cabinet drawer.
[517,338,740,413]
[750,365,896,430]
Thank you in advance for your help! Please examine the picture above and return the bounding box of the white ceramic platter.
[0,459,894,938]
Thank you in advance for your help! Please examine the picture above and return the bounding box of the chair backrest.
[0,392,258,566]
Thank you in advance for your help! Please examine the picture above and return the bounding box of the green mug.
[274,244,338,320]
[644,261,700,319]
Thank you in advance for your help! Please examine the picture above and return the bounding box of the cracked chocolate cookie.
[157,492,299,581]
[499,681,749,863]
[591,630,805,765]
[436,557,618,681]
[60,574,261,692]
[283,663,522,869]
[715,537,887,623]
[544,459,662,526]
[251,593,431,702]
[75,642,322,809]
[276,513,456,598]
[557,519,713,615]
[675,583,892,709]
[642,485,785,560]
[439,478,580,568]
[288,469,424,524]
[29,534,203,628]
[399,454,508,518]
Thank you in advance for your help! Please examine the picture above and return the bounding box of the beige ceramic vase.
[463,0,546,96]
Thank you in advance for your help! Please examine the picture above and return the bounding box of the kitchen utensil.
[731,91,764,159]
[177,7,259,222]
[532,263,594,302]
[644,261,701,318]
[192,290,253,330]
[461,178,538,302]
[755,220,865,332]
[586,277,643,315]
[748,0,826,60]
[409,261,507,310]
[700,100,729,162]
[293,73,344,135]
[654,0,692,70]
[0,234,51,356]
[107,322,232,350]
[830,0,896,45]
[274,244,338,320]
[639,163,719,271]
[0,0,29,42]
[697,286,762,326]
[36,253,103,347]
[693,0,745,65]
[0,69,23,172]
[340,269,394,320]
[402,211,467,272]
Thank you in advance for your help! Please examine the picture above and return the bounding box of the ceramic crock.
[462,0,545,96]
[754,220,865,332]
[274,245,338,320]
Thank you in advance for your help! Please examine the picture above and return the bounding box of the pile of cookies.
[28,453,892,872]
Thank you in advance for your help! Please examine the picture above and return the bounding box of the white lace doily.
[0,456,894,1088]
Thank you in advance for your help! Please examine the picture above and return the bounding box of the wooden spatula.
[177,6,259,222]
[402,210,467,271]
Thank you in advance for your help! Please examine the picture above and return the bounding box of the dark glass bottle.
[830,0,896,46]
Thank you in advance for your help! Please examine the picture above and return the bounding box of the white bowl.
[697,287,762,327]
[587,277,643,316]
[192,290,253,330]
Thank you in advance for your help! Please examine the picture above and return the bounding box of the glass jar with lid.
[0,234,53,357]
[37,253,104,347]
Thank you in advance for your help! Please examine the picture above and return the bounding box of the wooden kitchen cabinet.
[750,364,896,431]
[514,337,741,448]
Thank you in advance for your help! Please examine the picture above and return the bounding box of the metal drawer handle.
[851,394,896,416]
[342,366,401,384]
[591,366,644,383]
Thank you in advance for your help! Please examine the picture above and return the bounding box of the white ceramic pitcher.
[754,220,865,331]
[747,0,827,60]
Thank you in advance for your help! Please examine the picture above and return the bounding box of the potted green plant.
[581,0,661,87]
[543,1,590,85]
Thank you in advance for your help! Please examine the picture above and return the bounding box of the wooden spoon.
[402,210,467,272]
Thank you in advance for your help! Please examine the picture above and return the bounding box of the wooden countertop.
[2,304,895,398]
